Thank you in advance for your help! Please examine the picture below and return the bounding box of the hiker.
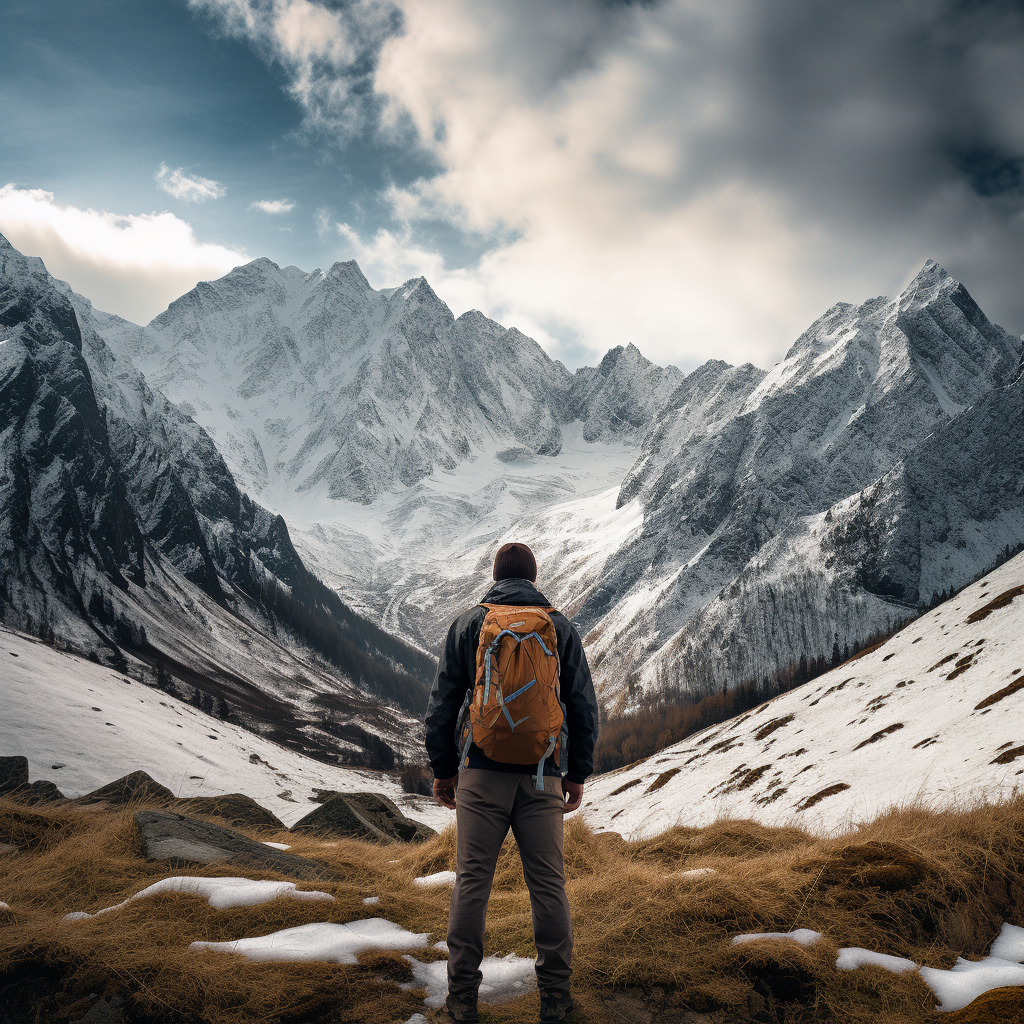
[424,541,599,1023]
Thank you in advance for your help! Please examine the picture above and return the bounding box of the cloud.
[187,0,401,136]
[199,1,1024,367]
[156,163,227,202]
[0,184,247,324]
[249,198,296,213]
[314,205,333,240]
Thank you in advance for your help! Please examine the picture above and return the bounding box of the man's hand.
[562,780,583,814]
[433,774,458,810]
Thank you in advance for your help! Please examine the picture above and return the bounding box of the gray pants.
[447,768,573,999]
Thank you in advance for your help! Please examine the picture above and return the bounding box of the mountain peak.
[326,260,371,291]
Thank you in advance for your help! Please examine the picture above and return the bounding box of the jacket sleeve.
[559,621,600,784]
[423,611,476,779]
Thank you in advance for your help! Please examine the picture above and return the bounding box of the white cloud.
[365,0,1024,367]
[156,163,227,203]
[314,205,333,241]
[188,0,397,135]
[183,1,1024,367]
[249,199,296,214]
[0,184,247,324]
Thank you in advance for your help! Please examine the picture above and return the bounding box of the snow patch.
[836,948,918,973]
[403,952,537,1009]
[732,929,822,947]
[414,871,456,888]
[190,919,428,964]
[63,877,333,920]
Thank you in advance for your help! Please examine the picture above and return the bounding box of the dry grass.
[0,794,1022,1023]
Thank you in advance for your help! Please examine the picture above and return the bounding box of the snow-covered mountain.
[0,234,433,767]
[85,255,681,647]
[525,262,1023,706]
[38,240,1024,715]
[583,550,1024,835]
[92,258,681,506]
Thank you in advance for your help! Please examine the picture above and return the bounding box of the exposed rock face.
[0,236,146,641]
[290,792,436,843]
[4,780,65,805]
[174,793,285,831]
[76,771,175,807]
[133,810,326,879]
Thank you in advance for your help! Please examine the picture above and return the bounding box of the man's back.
[425,576,598,787]
[423,544,598,1023]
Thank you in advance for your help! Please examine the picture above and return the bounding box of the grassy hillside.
[1,794,1021,1022]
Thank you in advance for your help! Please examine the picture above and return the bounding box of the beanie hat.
[493,542,537,583]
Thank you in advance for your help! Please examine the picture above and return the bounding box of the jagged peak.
[326,260,371,291]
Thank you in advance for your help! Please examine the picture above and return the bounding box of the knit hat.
[493,542,537,583]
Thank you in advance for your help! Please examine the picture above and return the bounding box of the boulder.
[134,810,327,880]
[290,792,436,843]
[76,771,174,807]
[5,780,66,805]
[0,756,29,795]
[173,793,285,831]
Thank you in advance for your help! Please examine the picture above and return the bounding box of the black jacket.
[424,578,599,784]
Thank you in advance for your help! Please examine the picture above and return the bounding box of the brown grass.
[966,585,1024,623]
[0,794,1022,1023]
[975,674,1024,711]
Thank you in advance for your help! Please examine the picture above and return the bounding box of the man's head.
[493,542,537,583]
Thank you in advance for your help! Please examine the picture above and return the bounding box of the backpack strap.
[535,734,557,791]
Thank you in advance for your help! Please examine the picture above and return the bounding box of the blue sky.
[2,0,1022,369]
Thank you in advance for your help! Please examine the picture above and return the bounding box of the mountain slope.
[558,262,1021,705]
[0,234,433,766]
[86,256,680,647]
[94,258,681,508]
[584,550,1024,836]
[0,623,447,831]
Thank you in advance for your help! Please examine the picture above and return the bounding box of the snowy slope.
[0,234,432,765]
[569,262,1022,706]
[583,551,1024,836]
[0,624,450,832]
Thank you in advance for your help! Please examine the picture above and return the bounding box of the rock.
[6,780,65,805]
[172,793,285,831]
[290,792,436,843]
[0,756,29,795]
[72,995,124,1024]
[134,810,327,880]
[76,771,174,807]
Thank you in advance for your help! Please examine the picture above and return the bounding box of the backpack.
[457,603,566,790]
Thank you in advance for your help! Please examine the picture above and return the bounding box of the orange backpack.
[457,603,565,790]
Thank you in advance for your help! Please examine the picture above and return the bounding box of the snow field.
[730,923,1024,1012]
[0,625,452,832]
[584,551,1024,836]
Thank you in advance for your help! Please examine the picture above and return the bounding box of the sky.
[1,0,1022,371]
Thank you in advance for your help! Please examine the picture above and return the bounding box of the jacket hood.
[480,578,552,607]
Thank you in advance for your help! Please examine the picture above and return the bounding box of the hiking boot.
[445,991,480,1023]
[539,989,573,1022]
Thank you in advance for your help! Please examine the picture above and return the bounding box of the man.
[425,541,599,1023]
